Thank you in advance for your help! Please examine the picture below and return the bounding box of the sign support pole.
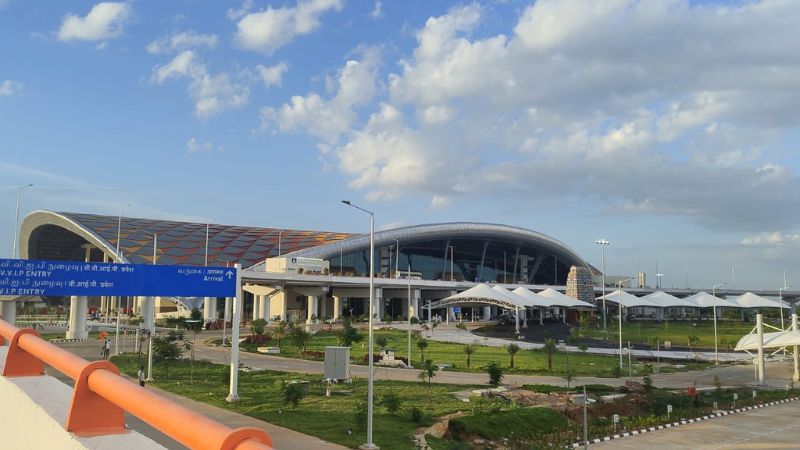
[227,264,242,402]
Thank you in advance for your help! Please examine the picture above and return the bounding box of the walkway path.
[591,398,800,448]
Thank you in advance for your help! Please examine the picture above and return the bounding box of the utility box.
[324,346,350,380]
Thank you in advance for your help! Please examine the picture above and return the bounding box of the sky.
[1,0,799,290]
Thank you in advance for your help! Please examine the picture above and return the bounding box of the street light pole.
[114,203,131,356]
[342,200,377,449]
[595,239,610,330]
[278,230,283,258]
[394,239,400,278]
[11,183,33,258]
[407,264,413,368]
[617,280,626,369]
[712,282,726,364]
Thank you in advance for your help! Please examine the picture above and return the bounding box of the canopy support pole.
[756,313,765,385]
[793,313,799,383]
[514,306,520,335]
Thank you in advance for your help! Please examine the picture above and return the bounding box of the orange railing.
[0,319,273,450]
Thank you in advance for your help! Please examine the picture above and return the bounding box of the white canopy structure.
[731,292,789,309]
[642,291,696,308]
[491,286,538,308]
[536,288,596,309]
[512,287,556,307]
[735,330,800,351]
[596,289,656,308]
[684,291,742,308]
[431,283,525,310]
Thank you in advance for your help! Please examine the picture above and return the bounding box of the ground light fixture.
[595,239,610,330]
[341,200,378,450]
[712,282,726,364]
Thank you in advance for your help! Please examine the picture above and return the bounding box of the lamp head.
[341,200,351,205]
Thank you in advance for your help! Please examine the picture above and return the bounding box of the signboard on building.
[0,258,236,297]
[265,256,329,274]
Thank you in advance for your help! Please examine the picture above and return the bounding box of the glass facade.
[328,238,572,285]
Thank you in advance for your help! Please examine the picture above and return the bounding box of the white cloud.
[742,232,800,246]
[370,1,383,19]
[151,51,249,119]
[0,80,23,96]
[146,31,218,55]
[185,137,221,156]
[256,62,288,88]
[227,0,255,21]
[234,0,343,55]
[57,2,132,42]
[261,48,380,142]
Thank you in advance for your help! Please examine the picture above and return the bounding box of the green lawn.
[581,320,755,349]
[232,328,706,378]
[112,355,475,450]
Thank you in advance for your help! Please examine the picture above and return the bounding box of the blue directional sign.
[0,258,237,297]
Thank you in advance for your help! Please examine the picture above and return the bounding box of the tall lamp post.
[616,279,632,369]
[393,239,400,278]
[595,239,611,330]
[114,203,131,356]
[277,230,283,258]
[712,282,726,364]
[11,183,33,258]
[341,200,377,450]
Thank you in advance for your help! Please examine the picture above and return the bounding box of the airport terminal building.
[17,210,591,325]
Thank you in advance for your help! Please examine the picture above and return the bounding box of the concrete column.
[539,307,544,325]
[482,306,490,321]
[514,306,520,334]
[318,296,327,320]
[203,297,217,321]
[374,296,383,323]
[223,297,232,322]
[140,297,155,331]
[522,308,528,328]
[306,296,318,324]
[258,295,269,321]
[1,301,16,326]
[413,290,421,320]
[333,296,342,321]
[66,296,88,340]
[252,295,261,321]
[279,293,288,322]
[756,313,765,385]
[446,307,451,324]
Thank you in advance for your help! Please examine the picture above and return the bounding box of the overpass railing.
[0,319,273,450]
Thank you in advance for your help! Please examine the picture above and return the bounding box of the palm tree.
[543,338,557,370]
[463,344,477,369]
[687,335,700,352]
[417,339,429,365]
[455,322,467,342]
[505,343,520,369]
[419,359,437,409]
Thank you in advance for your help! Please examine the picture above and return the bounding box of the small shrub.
[410,407,423,423]
[382,392,401,415]
[282,382,306,409]
[487,361,503,387]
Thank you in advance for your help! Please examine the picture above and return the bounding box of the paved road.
[592,399,800,449]
[53,340,346,450]
[192,340,798,390]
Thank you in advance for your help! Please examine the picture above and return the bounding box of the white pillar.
[514,306,520,334]
[792,313,799,382]
[522,309,528,328]
[226,264,242,403]
[482,306,490,321]
[140,297,155,331]
[333,296,342,321]
[1,301,16,326]
[252,295,261,321]
[279,293,288,322]
[756,313,765,385]
[539,307,544,325]
[306,296,318,324]
[318,296,327,320]
[259,295,269,321]
[413,291,421,320]
[203,297,217,321]
[66,296,88,340]
[375,295,383,323]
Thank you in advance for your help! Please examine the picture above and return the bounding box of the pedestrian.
[138,366,146,387]
[102,338,111,360]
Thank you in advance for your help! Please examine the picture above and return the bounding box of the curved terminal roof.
[20,211,353,268]
[258,222,587,271]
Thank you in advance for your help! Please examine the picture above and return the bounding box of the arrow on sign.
[226,270,234,279]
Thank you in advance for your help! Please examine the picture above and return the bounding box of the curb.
[49,338,98,343]
[569,395,800,448]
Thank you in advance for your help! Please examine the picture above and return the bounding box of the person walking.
[137,366,146,387]
[102,338,111,360]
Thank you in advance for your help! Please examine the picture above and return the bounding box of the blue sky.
[2,0,800,290]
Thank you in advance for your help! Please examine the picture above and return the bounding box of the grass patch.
[449,407,567,441]
[582,320,754,350]
[111,354,476,450]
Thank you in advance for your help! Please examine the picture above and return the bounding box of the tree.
[487,361,503,387]
[563,351,575,388]
[642,363,654,393]
[455,322,467,342]
[291,328,312,354]
[376,335,389,350]
[249,319,267,339]
[381,392,401,415]
[181,310,202,381]
[578,343,588,355]
[337,319,363,347]
[504,343,521,369]
[182,340,195,382]
[282,382,306,409]
[543,338,557,370]
[416,339,429,365]
[463,344,477,369]
[419,359,437,409]
[152,330,183,379]
[274,321,288,348]
[687,335,700,352]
